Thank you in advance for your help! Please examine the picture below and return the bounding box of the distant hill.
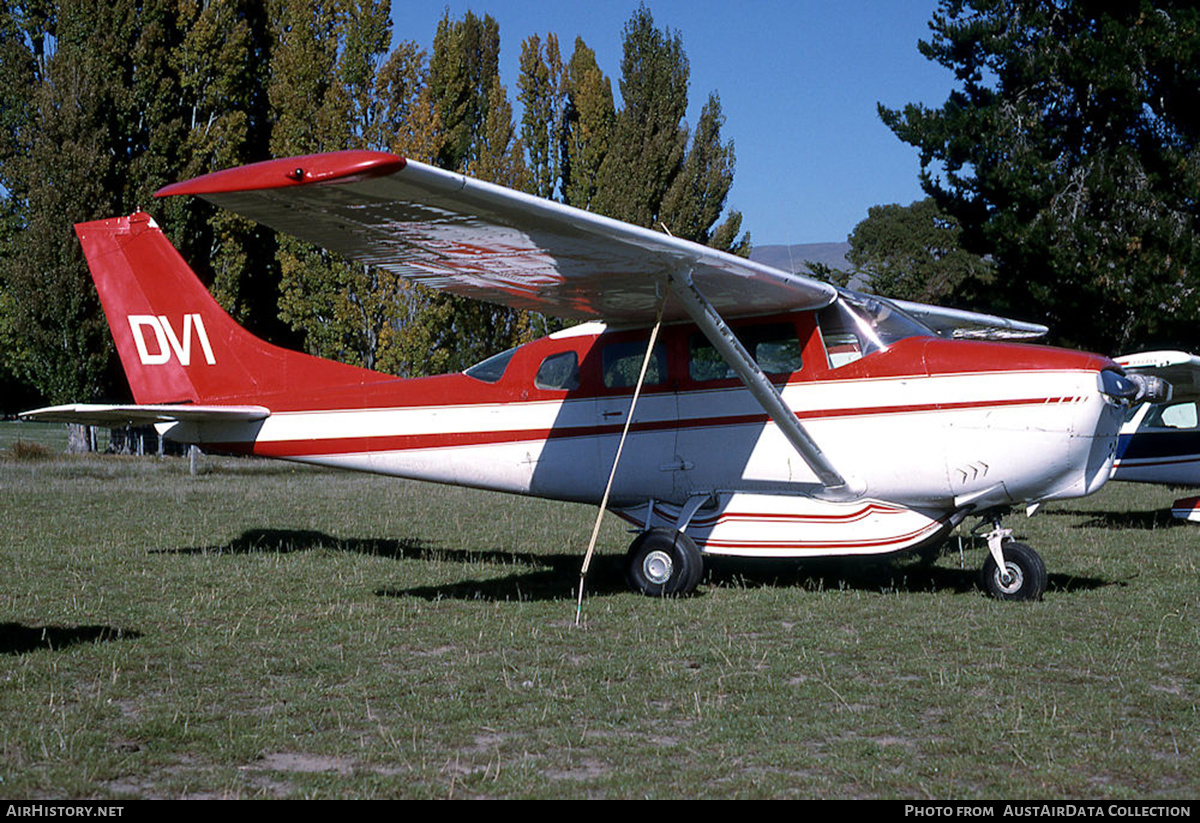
[749,242,851,275]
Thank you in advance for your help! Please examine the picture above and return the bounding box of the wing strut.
[576,293,669,625]
[667,272,861,502]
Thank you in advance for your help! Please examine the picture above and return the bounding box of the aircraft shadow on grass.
[161,527,1111,602]
[1043,507,1188,530]
[0,622,141,656]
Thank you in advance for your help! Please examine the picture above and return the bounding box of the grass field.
[1,442,1197,799]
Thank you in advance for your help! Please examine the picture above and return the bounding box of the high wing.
[887,298,1048,341]
[156,150,836,325]
[1115,351,1200,401]
[22,404,270,428]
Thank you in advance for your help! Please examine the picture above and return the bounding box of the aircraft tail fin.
[76,212,381,407]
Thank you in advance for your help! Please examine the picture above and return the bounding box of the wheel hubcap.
[995,562,1024,594]
[643,550,674,585]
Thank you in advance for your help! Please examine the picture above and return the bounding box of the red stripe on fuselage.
[212,393,1085,458]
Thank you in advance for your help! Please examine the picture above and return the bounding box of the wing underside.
[156,151,837,325]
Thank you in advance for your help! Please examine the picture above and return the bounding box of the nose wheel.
[625,528,704,597]
[979,527,1047,601]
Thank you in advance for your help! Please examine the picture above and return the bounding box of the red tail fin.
[76,212,382,407]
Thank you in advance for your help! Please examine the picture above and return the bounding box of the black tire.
[625,528,704,597]
[980,541,1047,601]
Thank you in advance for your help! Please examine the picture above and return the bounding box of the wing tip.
[155,150,406,198]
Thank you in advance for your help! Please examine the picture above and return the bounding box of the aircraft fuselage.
[163,309,1126,557]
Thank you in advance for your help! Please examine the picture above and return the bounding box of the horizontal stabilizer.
[21,403,270,428]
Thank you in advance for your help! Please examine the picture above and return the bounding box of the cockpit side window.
[817,301,870,368]
[689,323,802,381]
[535,351,580,391]
[603,341,667,389]
[1144,400,1199,430]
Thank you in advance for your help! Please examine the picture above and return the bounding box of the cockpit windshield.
[817,290,935,368]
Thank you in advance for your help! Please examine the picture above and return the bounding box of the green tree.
[517,32,564,200]
[168,0,276,335]
[428,9,500,173]
[659,93,749,253]
[880,0,1200,352]
[332,9,538,376]
[592,4,689,228]
[269,0,407,371]
[848,198,992,304]
[370,39,441,162]
[588,6,748,254]
[469,74,529,190]
[560,37,615,210]
[0,0,282,404]
[0,0,184,403]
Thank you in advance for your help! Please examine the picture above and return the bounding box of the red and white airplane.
[23,151,1169,601]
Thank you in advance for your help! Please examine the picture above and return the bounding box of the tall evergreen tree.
[592,4,689,228]
[560,37,614,210]
[517,32,564,200]
[880,0,1200,352]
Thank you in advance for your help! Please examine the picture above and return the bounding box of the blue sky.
[391,1,954,245]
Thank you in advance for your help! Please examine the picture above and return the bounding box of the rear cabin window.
[689,323,802,382]
[602,341,667,389]
[464,346,517,383]
[534,351,580,391]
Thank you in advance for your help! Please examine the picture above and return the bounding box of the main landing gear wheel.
[625,528,704,597]
[981,541,1047,601]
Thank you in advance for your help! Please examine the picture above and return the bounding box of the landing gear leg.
[979,518,1047,601]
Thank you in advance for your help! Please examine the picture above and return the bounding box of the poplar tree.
[270,0,402,371]
[517,32,564,200]
[0,0,183,403]
[428,9,500,173]
[592,4,689,228]
[589,5,748,253]
[169,0,275,334]
[659,93,749,253]
[560,37,615,210]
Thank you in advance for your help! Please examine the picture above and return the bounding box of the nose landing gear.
[978,520,1047,601]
